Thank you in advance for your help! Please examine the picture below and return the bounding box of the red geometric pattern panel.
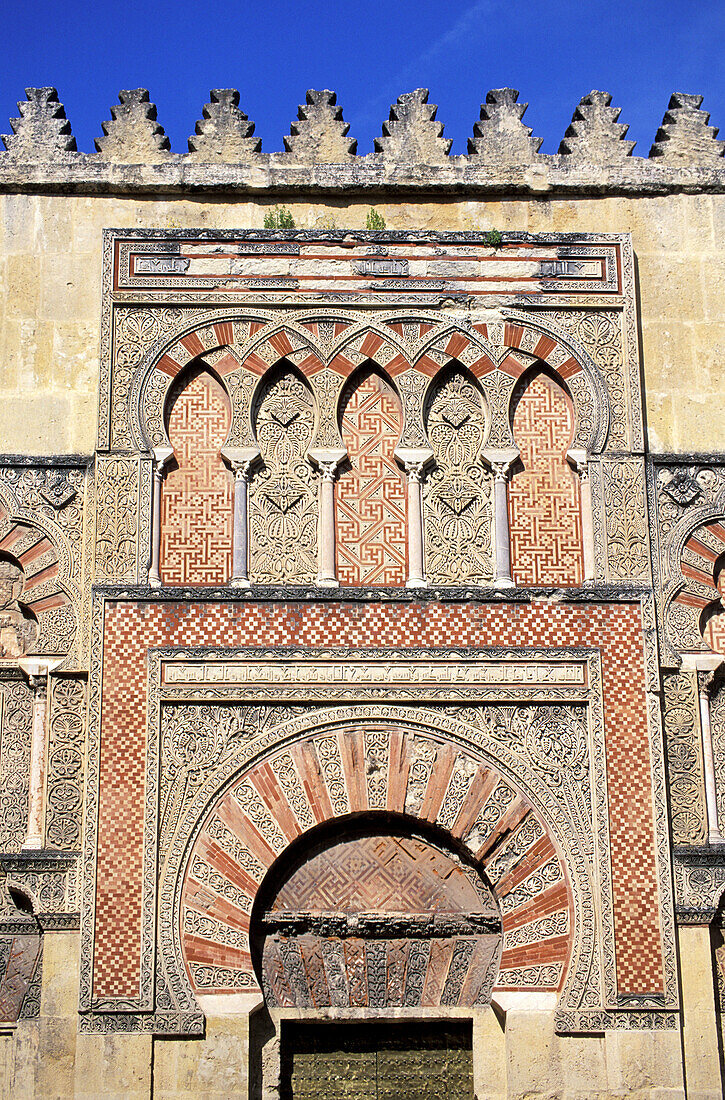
[270,835,486,913]
[508,369,583,587]
[94,598,663,1002]
[704,612,725,656]
[160,371,233,586]
[336,370,407,586]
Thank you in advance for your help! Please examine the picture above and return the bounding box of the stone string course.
[1,87,724,194]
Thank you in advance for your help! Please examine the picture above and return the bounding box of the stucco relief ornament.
[168,708,236,775]
[40,475,77,511]
[525,707,588,783]
[0,559,38,658]
[659,467,702,506]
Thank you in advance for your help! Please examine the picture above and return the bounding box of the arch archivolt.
[0,481,78,659]
[659,504,725,657]
[156,703,600,1021]
[132,308,611,461]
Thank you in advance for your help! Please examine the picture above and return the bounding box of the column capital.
[151,445,174,478]
[308,448,347,481]
[221,445,261,480]
[483,448,518,481]
[17,657,61,690]
[567,447,590,478]
[394,447,434,482]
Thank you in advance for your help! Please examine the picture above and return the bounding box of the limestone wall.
[0,190,722,456]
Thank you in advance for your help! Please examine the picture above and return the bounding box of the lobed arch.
[0,484,77,659]
[663,507,725,660]
[169,716,583,1016]
[135,309,610,461]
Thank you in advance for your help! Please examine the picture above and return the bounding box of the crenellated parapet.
[0,85,724,194]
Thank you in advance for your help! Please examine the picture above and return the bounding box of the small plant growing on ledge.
[264,206,295,229]
[483,228,504,248]
[366,208,386,230]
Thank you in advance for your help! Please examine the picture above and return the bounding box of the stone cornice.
[2,153,725,196]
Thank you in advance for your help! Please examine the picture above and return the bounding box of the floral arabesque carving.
[94,455,141,584]
[601,459,650,582]
[249,369,318,583]
[423,368,493,583]
[0,680,33,851]
[663,671,707,844]
[46,677,86,850]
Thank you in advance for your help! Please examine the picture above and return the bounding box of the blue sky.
[3,0,724,156]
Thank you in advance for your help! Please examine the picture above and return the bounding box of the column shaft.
[231,464,251,587]
[699,681,723,842]
[405,463,426,588]
[317,462,339,587]
[23,668,49,850]
[148,461,165,588]
[493,466,514,588]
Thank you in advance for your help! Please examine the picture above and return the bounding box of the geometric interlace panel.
[160,369,233,585]
[336,369,407,586]
[508,367,583,586]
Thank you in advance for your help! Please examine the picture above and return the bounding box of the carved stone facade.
[1,85,725,1098]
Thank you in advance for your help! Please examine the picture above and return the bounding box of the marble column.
[148,446,173,588]
[18,658,61,851]
[569,449,595,583]
[309,449,346,587]
[222,446,261,587]
[405,462,427,588]
[486,454,517,589]
[395,447,433,588]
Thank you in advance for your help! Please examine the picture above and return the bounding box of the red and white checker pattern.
[93,598,663,1002]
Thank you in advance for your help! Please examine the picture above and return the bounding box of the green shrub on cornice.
[483,228,503,248]
[366,208,386,230]
[264,205,295,229]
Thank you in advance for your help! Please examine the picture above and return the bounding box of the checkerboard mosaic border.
[80,593,676,1033]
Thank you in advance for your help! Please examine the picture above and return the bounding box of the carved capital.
[223,445,262,483]
[308,448,347,482]
[151,445,174,480]
[18,659,60,695]
[394,446,434,484]
[483,447,519,482]
[567,447,590,480]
